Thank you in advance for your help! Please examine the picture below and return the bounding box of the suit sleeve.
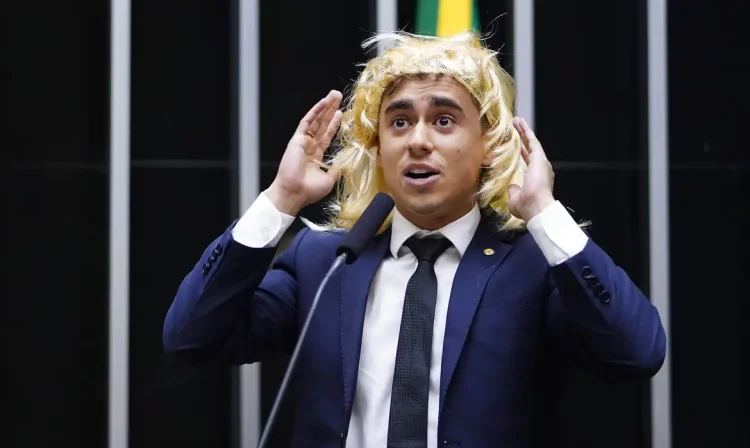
[526,202,666,378]
[162,222,310,366]
[546,239,667,378]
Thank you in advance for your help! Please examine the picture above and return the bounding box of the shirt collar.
[389,203,481,259]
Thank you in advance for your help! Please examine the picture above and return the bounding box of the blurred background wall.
[5,0,748,447]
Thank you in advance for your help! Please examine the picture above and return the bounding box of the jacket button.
[581,266,594,279]
[600,291,611,303]
[202,262,211,274]
[214,243,224,255]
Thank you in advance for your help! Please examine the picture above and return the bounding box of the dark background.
[6,0,748,447]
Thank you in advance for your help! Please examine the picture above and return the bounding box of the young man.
[163,32,666,448]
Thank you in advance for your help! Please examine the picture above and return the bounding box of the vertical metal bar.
[108,0,131,447]
[376,0,398,53]
[513,0,535,127]
[239,0,261,447]
[647,0,671,446]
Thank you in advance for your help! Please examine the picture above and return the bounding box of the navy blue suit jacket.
[163,214,666,447]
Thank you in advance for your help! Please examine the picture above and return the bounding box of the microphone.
[336,193,396,263]
[257,193,395,448]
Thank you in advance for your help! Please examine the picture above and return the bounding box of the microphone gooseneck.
[256,193,394,448]
[336,193,396,263]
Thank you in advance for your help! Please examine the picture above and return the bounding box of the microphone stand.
[256,253,348,448]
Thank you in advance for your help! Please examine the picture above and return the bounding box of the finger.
[514,117,548,162]
[318,110,343,151]
[519,143,530,166]
[513,116,533,136]
[307,93,338,136]
[325,91,343,118]
[296,97,330,136]
[317,91,343,137]
[295,91,338,135]
[512,117,529,144]
[316,103,337,139]
[513,117,535,143]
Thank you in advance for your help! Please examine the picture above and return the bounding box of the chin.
[402,196,443,216]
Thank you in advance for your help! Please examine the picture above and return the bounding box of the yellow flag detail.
[436,0,473,37]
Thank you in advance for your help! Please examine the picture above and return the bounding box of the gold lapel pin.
[483,248,495,256]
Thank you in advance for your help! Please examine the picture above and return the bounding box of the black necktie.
[387,235,453,448]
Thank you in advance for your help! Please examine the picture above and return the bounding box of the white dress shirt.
[231,192,589,448]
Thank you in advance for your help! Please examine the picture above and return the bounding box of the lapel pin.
[483,248,495,256]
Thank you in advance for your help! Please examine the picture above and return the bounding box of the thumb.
[507,184,522,217]
[507,184,521,204]
[326,167,341,184]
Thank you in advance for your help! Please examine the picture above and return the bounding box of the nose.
[406,121,434,155]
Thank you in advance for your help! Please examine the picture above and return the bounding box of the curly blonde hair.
[312,31,526,234]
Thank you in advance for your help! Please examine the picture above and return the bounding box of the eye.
[392,118,409,128]
[436,115,454,127]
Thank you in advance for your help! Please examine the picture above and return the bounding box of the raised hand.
[508,117,556,222]
[266,90,344,216]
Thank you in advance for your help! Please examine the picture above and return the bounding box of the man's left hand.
[508,117,556,222]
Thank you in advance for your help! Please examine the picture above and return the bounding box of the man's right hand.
[265,90,344,216]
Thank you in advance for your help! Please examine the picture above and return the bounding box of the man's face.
[377,75,491,230]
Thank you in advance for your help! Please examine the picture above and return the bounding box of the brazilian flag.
[416,0,480,37]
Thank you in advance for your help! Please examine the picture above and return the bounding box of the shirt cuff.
[231,191,296,248]
[526,200,589,266]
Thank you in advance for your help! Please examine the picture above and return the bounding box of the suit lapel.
[340,227,391,419]
[439,218,514,412]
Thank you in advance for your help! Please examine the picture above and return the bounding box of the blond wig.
[313,31,527,234]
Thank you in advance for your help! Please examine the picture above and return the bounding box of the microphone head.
[336,192,395,263]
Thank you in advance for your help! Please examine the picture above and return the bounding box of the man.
[163,32,666,447]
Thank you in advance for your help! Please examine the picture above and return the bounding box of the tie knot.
[404,235,452,263]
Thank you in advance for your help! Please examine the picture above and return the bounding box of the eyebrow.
[383,95,465,115]
[429,95,464,113]
[383,99,414,115]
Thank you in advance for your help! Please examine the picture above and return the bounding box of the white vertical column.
[513,0,535,127]
[376,0,398,54]
[648,0,671,447]
[239,0,262,447]
[108,0,131,447]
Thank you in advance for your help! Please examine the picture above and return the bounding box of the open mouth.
[405,169,439,180]
[403,167,440,186]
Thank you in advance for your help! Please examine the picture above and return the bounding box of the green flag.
[416,0,480,37]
